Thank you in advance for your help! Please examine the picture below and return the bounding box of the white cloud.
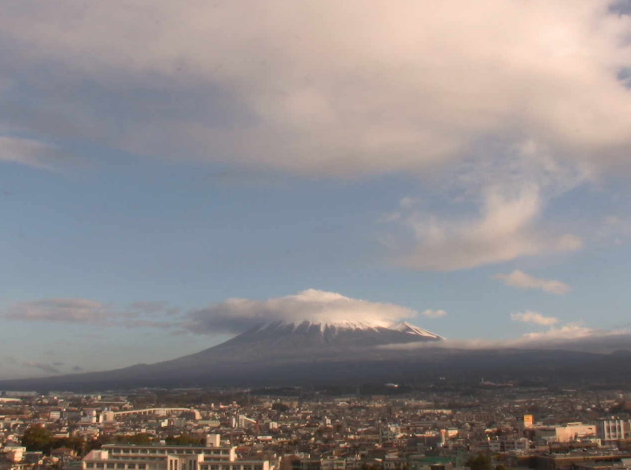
[422,309,447,318]
[380,323,629,352]
[520,322,593,340]
[185,289,420,334]
[0,1,630,177]
[495,270,571,295]
[393,186,582,271]
[0,0,628,272]
[511,311,560,326]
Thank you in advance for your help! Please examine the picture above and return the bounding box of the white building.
[82,435,275,470]
[597,419,631,442]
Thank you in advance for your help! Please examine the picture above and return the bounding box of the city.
[3,385,631,470]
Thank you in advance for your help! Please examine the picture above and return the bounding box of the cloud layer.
[495,270,571,295]
[0,0,630,177]
[185,289,426,334]
[3,291,445,336]
[1,1,630,273]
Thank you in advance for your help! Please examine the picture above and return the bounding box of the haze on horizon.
[1,0,631,379]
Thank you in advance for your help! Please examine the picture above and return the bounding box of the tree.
[165,434,204,446]
[272,403,290,412]
[114,433,154,445]
[22,425,54,453]
[466,454,492,470]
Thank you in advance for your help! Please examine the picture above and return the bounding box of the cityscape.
[3,385,631,470]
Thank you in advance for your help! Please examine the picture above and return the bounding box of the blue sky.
[1,0,631,378]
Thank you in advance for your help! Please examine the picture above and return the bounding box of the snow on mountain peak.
[393,321,444,339]
[258,319,393,332]
[256,318,443,338]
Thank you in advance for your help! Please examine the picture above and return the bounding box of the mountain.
[2,321,631,391]
[0,320,443,390]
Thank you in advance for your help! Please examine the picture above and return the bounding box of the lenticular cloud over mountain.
[185,289,431,334]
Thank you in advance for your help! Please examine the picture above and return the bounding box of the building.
[82,435,275,470]
[537,423,598,444]
[597,419,631,442]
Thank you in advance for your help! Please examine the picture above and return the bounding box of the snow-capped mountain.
[2,317,631,391]
[248,319,442,339]
[0,318,444,390]
[208,319,443,354]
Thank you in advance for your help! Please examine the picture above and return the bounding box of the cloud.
[4,298,113,323]
[0,136,65,170]
[186,289,420,334]
[495,270,571,295]
[3,298,178,328]
[520,321,593,340]
[422,309,447,318]
[393,186,582,271]
[3,292,434,336]
[511,311,560,326]
[6,357,61,375]
[0,0,630,178]
[380,325,630,353]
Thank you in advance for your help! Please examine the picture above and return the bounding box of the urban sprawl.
[2,385,631,470]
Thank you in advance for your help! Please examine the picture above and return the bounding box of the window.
[108,464,116,469]
[129,465,136,469]
[87,464,95,468]
[117,464,125,468]
[139,465,146,469]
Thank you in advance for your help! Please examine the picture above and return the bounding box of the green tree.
[22,425,54,453]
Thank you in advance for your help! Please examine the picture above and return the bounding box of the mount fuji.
[2,319,631,390]
[0,319,444,390]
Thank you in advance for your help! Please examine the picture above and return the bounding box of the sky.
[1,0,631,379]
